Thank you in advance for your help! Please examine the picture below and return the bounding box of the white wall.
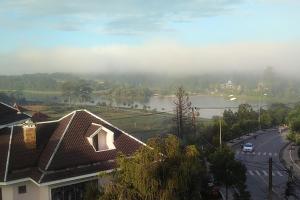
[1,181,50,200]
[1,186,13,200]
[98,131,108,150]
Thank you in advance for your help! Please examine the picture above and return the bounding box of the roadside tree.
[209,147,250,200]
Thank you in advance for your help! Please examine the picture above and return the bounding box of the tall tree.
[99,135,206,200]
[173,86,192,140]
[61,80,93,103]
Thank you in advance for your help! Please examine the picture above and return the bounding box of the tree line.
[83,87,253,200]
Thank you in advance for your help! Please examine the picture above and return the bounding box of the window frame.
[18,185,27,194]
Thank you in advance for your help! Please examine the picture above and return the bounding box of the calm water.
[26,93,262,119]
[94,95,261,119]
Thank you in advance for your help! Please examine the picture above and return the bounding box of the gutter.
[0,169,114,187]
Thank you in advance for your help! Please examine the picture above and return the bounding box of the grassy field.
[28,104,174,141]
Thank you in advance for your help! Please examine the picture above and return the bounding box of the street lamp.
[258,93,268,130]
[219,95,237,149]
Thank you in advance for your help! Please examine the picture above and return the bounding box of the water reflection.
[94,95,259,119]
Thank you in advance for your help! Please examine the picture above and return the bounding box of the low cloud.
[1,41,299,75]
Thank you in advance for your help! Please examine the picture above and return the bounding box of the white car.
[243,143,254,152]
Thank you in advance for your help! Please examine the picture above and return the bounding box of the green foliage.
[108,84,153,100]
[237,104,257,121]
[0,92,27,104]
[209,147,250,200]
[84,182,100,200]
[223,109,237,127]
[290,117,300,133]
[208,105,259,143]
[99,135,206,200]
[288,103,300,143]
[2,72,300,101]
[61,80,94,103]
[173,87,193,140]
[268,103,289,125]
[260,111,272,128]
[0,74,60,91]
[286,132,300,145]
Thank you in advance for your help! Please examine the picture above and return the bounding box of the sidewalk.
[226,128,276,148]
[281,142,300,178]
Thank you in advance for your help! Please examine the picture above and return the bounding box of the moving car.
[243,143,254,152]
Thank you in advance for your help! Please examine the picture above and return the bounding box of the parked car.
[243,143,254,152]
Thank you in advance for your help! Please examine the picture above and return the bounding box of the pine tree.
[173,86,192,140]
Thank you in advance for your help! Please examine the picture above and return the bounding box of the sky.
[0,0,299,75]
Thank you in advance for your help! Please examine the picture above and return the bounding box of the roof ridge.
[38,111,76,183]
[4,126,13,181]
[0,102,19,112]
[36,110,76,125]
[44,111,76,171]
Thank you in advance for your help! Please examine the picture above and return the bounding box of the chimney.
[22,120,36,149]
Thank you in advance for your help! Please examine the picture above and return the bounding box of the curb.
[227,130,271,148]
[279,141,292,170]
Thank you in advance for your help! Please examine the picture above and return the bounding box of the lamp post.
[258,93,268,130]
[219,95,237,149]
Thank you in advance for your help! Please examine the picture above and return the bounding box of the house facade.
[0,104,145,200]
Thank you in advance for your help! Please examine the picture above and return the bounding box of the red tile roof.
[31,112,49,123]
[0,110,144,184]
[13,103,29,113]
[0,128,11,181]
[0,102,30,127]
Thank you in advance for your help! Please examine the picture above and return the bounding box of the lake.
[94,95,262,119]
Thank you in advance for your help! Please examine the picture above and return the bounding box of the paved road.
[233,130,289,200]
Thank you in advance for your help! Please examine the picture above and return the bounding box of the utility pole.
[191,107,197,134]
[288,166,293,182]
[268,157,273,200]
[258,90,262,130]
[219,116,222,149]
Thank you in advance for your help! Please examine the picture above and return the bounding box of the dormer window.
[86,123,116,152]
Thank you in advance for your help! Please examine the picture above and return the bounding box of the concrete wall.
[1,181,50,200]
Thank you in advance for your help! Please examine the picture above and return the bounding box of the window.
[87,126,115,152]
[18,185,26,194]
[51,180,98,200]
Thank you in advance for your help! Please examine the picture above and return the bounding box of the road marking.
[262,170,268,176]
[252,152,256,155]
[263,152,267,156]
[248,170,255,176]
[269,152,272,156]
[276,171,283,176]
[247,170,285,177]
[274,153,278,156]
[255,170,261,176]
[257,152,261,155]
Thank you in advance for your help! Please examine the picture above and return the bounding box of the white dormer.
[87,124,116,152]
